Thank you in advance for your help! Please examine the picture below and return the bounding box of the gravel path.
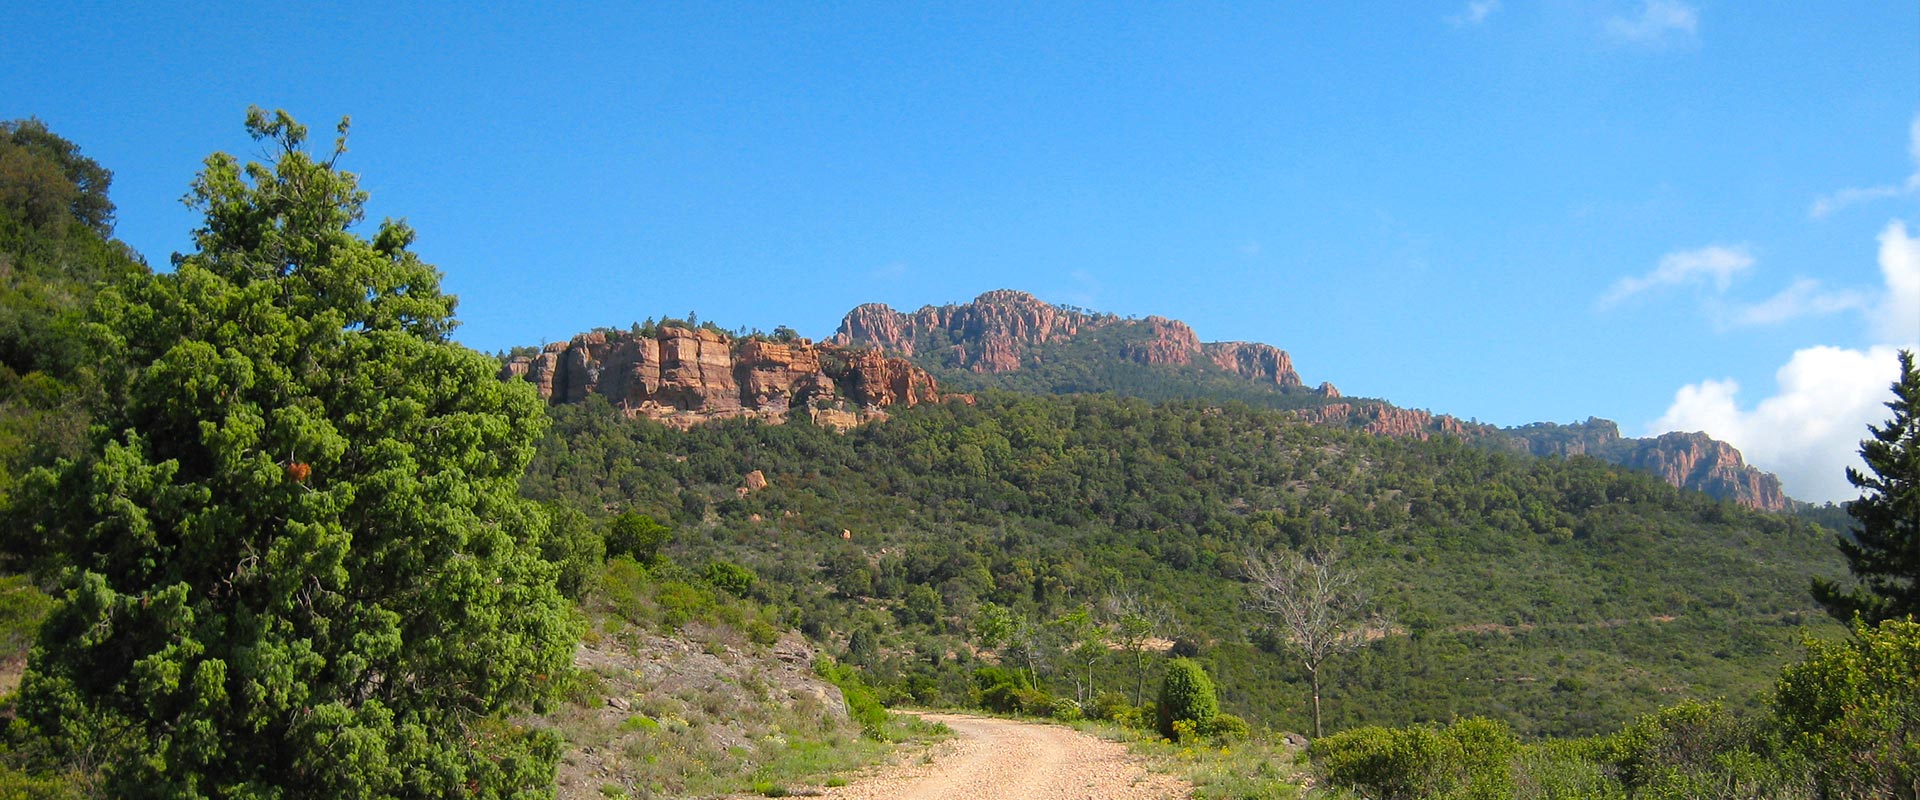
[821,713,1190,800]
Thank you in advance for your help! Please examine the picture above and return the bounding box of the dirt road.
[821,713,1190,800]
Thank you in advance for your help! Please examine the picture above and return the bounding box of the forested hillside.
[521,390,1845,738]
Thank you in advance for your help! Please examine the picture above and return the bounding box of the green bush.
[606,511,672,565]
[1087,691,1136,723]
[1206,712,1251,742]
[1601,701,1761,791]
[1774,618,1920,798]
[815,658,889,738]
[1311,717,1518,800]
[704,559,757,597]
[541,502,606,600]
[1156,657,1219,739]
[1049,698,1083,721]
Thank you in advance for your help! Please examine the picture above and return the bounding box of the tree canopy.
[1814,348,1920,624]
[9,108,575,798]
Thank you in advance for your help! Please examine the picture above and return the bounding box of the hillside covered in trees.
[521,389,1846,738]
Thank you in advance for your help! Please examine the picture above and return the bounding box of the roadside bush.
[1087,691,1135,723]
[1311,717,1518,800]
[815,657,889,738]
[1049,698,1083,722]
[1206,712,1251,742]
[1156,657,1219,739]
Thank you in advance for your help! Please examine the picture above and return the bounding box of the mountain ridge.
[826,290,1792,511]
[499,289,1792,511]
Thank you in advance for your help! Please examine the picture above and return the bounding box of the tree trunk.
[1134,650,1147,706]
[1310,666,1323,739]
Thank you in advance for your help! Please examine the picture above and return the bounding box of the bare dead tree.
[1244,547,1380,738]
[1103,590,1174,705]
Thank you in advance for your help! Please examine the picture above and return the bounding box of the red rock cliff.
[830,290,1308,388]
[1616,432,1790,512]
[1292,402,1484,440]
[500,327,941,429]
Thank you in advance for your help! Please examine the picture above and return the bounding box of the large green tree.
[1814,349,1920,624]
[9,109,576,798]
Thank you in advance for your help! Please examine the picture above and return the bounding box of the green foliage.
[705,559,757,597]
[524,386,1843,737]
[1157,657,1219,739]
[1206,712,1251,742]
[0,574,53,657]
[1814,349,1920,624]
[1049,697,1083,721]
[1774,618,1920,798]
[814,658,890,738]
[0,120,145,529]
[6,109,576,797]
[542,501,606,599]
[0,118,114,236]
[606,511,672,565]
[1312,621,1920,799]
[1310,717,1518,800]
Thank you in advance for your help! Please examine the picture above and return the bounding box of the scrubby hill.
[520,390,1845,739]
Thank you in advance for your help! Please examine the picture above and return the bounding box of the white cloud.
[1872,220,1920,342]
[1651,346,1907,502]
[1605,0,1698,44]
[1811,114,1920,218]
[1716,278,1868,329]
[1650,221,1920,502]
[870,261,910,281]
[1599,244,1753,308]
[1448,0,1501,27]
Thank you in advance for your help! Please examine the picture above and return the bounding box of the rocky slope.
[500,326,945,429]
[830,289,1327,392]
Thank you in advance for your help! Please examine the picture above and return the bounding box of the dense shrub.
[541,501,606,599]
[1157,657,1219,739]
[1310,717,1517,800]
[816,658,890,738]
[704,559,757,597]
[1049,698,1083,721]
[1207,713,1251,742]
[1087,691,1137,723]
[606,511,672,565]
[1774,618,1920,798]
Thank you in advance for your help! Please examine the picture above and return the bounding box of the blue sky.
[5,1,1916,502]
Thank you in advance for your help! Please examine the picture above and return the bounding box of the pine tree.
[1814,349,1920,624]
[9,109,576,797]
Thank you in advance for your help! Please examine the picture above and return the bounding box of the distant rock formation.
[1287,410,1790,510]
[831,290,1310,388]
[1503,418,1789,511]
[500,326,942,429]
[1292,402,1488,440]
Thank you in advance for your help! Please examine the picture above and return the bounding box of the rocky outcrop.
[1293,402,1485,440]
[1500,418,1789,511]
[1203,341,1304,388]
[1120,317,1201,366]
[501,327,941,429]
[830,290,1310,389]
[1615,432,1788,511]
